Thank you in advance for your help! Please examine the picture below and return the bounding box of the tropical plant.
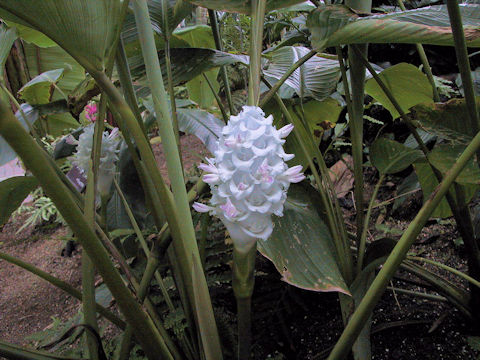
[0,0,479,360]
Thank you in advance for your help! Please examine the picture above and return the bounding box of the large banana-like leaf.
[0,0,125,72]
[258,183,350,294]
[370,138,423,174]
[149,0,195,37]
[187,0,306,14]
[0,24,16,69]
[0,176,38,227]
[263,46,340,101]
[307,4,480,50]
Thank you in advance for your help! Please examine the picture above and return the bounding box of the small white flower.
[72,124,120,197]
[194,106,305,253]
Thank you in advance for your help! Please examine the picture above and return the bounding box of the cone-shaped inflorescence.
[194,106,304,252]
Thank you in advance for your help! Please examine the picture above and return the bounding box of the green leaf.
[149,0,195,37]
[18,68,64,105]
[0,0,125,72]
[5,21,56,47]
[307,4,480,50]
[174,25,219,108]
[365,63,434,119]
[414,160,478,218]
[410,98,480,145]
[258,183,350,294]
[427,145,480,185]
[177,108,223,152]
[0,24,16,69]
[370,138,423,174]
[23,44,86,96]
[263,46,340,101]
[0,176,38,226]
[188,0,306,14]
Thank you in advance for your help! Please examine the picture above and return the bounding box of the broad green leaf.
[410,98,480,145]
[0,176,38,226]
[258,183,350,294]
[46,113,79,137]
[0,24,16,69]
[130,48,247,87]
[263,46,340,101]
[174,25,219,108]
[188,0,306,14]
[5,21,56,48]
[18,69,64,105]
[370,138,423,174]
[177,108,223,153]
[23,44,86,96]
[307,4,480,50]
[428,145,480,185]
[414,160,478,218]
[149,0,195,37]
[0,0,125,72]
[365,63,433,119]
[0,104,39,166]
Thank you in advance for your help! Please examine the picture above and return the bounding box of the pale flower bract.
[194,106,304,253]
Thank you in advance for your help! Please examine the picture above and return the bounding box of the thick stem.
[248,0,267,106]
[327,128,480,360]
[208,9,235,115]
[0,100,172,360]
[233,244,256,360]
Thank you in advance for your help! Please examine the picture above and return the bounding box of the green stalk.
[408,256,480,289]
[0,251,124,329]
[327,127,480,360]
[446,0,480,136]
[204,72,229,123]
[248,0,267,106]
[0,99,172,360]
[356,173,385,273]
[386,287,448,302]
[208,9,235,115]
[132,4,222,354]
[233,244,257,360]
[0,340,83,360]
[259,50,317,108]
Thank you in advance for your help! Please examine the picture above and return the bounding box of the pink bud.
[193,202,213,213]
[220,198,239,218]
[203,173,220,184]
[198,163,218,173]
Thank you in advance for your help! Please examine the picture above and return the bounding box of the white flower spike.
[194,106,305,253]
[72,124,120,197]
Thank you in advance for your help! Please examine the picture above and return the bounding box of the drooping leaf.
[427,145,480,185]
[5,21,55,48]
[258,183,350,294]
[0,24,16,69]
[177,108,224,153]
[23,44,86,96]
[0,104,39,166]
[410,98,480,145]
[18,69,64,105]
[149,0,196,37]
[414,160,478,218]
[263,46,340,101]
[187,0,306,14]
[307,4,480,50]
[0,0,125,72]
[0,176,38,226]
[365,63,434,119]
[174,25,219,108]
[129,48,247,87]
[370,138,424,174]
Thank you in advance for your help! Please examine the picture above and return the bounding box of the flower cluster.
[84,103,98,122]
[72,124,120,197]
[193,106,304,252]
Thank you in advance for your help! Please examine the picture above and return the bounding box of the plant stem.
[356,173,385,273]
[208,9,235,115]
[233,244,257,360]
[0,251,124,329]
[446,0,480,136]
[248,0,267,106]
[0,99,172,360]
[327,127,480,359]
[259,50,317,108]
[204,72,229,123]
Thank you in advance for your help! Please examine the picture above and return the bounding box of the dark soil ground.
[1,134,479,359]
